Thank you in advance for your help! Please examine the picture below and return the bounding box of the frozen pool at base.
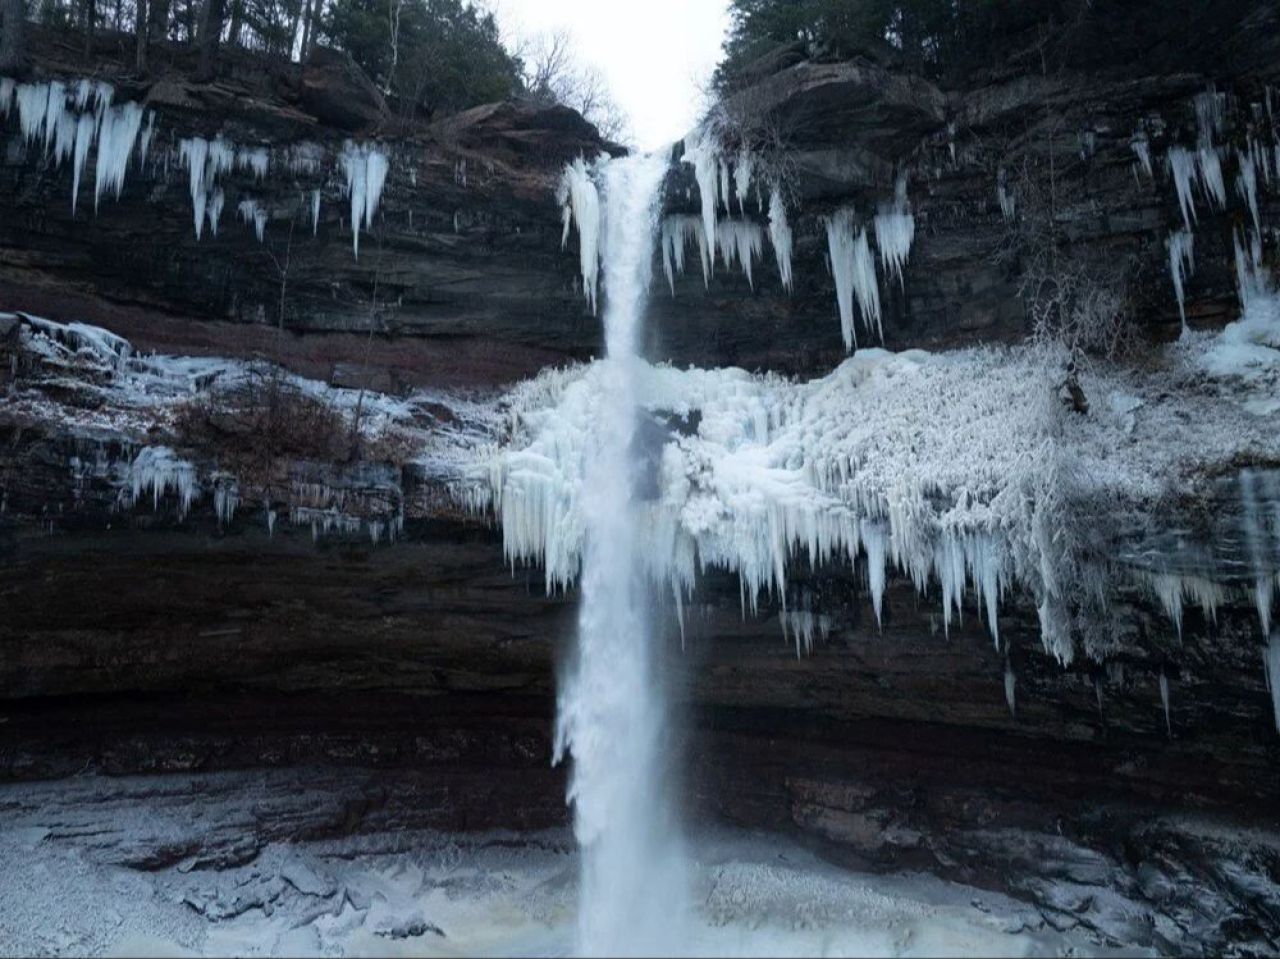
[1,820,1134,958]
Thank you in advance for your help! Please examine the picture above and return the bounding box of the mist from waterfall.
[551,151,688,956]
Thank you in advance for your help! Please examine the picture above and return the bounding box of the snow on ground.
[0,794,1125,958]
[464,298,1280,666]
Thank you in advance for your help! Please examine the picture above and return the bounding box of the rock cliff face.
[3,3,1280,953]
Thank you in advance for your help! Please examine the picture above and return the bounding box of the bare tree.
[82,0,95,57]
[135,0,148,72]
[517,28,630,143]
[195,0,225,79]
[0,0,26,73]
[384,0,402,94]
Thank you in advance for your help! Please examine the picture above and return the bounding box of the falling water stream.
[551,152,688,956]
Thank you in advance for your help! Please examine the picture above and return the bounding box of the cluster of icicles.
[989,82,1279,330]
[120,444,404,544]
[0,74,390,257]
[1157,86,1278,328]
[557,133,915,350]
[0,77,153,216]
[176,134,387,254]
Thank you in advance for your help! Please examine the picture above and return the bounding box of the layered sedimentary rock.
[3,3,1280,952]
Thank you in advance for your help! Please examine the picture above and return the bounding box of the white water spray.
[551,152,687,957]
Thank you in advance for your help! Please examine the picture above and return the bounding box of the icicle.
[178,137,217,240]
[206,188,225,238]
[873,207,914,287]
[52,111,76,166]
[236,199,267,242]
[681,130,720,263]
[1240,471,1275,638]
[715,219,764,289]
[1168,229,1195,330]
[311,188,321,236]
[1268,636,1280,735]
[124,446,197,520]
[340,141,389,257]
[557,156,602,312]
[660,215,710,293]
[733,148,754,214]
[826,210,882,348]
[93,101,145,212]
[1130,134,1153,177]
[287,142,324,175]
[266,508,277,537]
[16,82,50,144]
[718,157,731,213]
[996,168,1016,220]
[1159,670,1172,738]
[1168,147,1199,230]
[70,114,94,216]
[213,482,238,527]
[40,81,67,155]
[1236,149,1261,237]
[235,146,269,181]
[1233,227,1267,310]
[1193,85,1227,143]
[1004,662,1016,718]
[767,186,793,293]
[1198,145,1227,211]
[139,111,156,169]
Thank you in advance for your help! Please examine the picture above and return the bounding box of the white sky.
[492,0,731,151]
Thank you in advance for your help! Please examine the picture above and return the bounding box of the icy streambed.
[0,787,1121,959]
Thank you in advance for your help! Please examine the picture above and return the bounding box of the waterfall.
[552,152,687,956]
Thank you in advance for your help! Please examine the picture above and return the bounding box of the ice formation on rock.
[124,446,198,520]
[340,141,389,257]
[1168,229,1195,329]
[466,301,1280,669]
[996,168,1016,220]
[287,141,324,175]
[715,219,764,289]
[237,198,267,242]
[557,156,603,312]
[235,145,269,181]
[1194,85,1227,143]
[660,214,710,292]
[1236,149,1261,237]
[93,101,145,212]
[1168,147,1199,230]
[873,178,914,287]
[825,208,882,349]
[1197,145,1227,211]
[1004,662,1016,717]
[311,188,321,236]
[213,479,239,527]
[681,130,721,262]
[1233,227,1268,310]
[1239,470,1278,637]
[206,187,225,237]
[8,80,141,215]
[767,185,793,293]
[733,148,754,214]
[179,136,235,240]
[139,110,156,168]
[1130,134,1153,178]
